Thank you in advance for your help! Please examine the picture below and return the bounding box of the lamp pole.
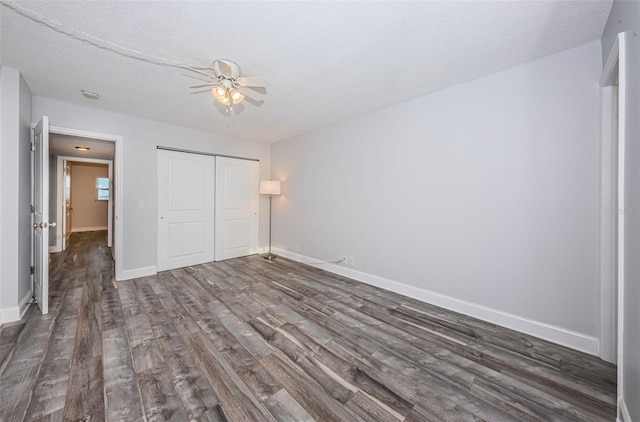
[259,180,280,260]
[265,194,276,260]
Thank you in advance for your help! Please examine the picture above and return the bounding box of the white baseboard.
[48,245,61,253]
[272,248,600,356]
[619,398,632,422]
[119,266,157,281]
[72,226,108,233]
[19,289,32,318]
[0,290,33,323]
[0,305,20,324]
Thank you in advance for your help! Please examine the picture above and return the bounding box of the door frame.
[48,125,124,281]
[56,156,113,250]
[599,32,627,414]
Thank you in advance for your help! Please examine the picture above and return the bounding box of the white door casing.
[33,116,50,315]
[157,150,215,271]
[63,161,72,250]
[215,157,259,261]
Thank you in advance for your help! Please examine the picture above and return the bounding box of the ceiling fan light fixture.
[188,59,263,109]
[230,89,244,104]
[212,86,227,103]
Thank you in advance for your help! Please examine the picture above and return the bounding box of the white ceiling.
[50,134,115,160]
[1,1,612,144]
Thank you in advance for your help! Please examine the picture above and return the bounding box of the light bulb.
[230,89,245,104]
[212,86,231,105]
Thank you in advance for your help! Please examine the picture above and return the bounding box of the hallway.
[0,231,113,420]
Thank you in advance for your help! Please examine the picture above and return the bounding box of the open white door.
[33,116,50,314]
[215,157,259,261]
[157,150,215,271]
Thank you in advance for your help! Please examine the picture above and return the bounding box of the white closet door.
[215,157,259,261]
[157,150,215,271]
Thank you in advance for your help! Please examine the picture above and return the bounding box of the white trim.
[618,398,632,422]
[56,156,113,249]
[600,33,628,414]
[47,126,124,282]
[273,247,600,355]
[120,266,157,281]
[599,84,618,363]
[0,289,32,323]
[71,226,108,233]
[0,306,20,323]
[617,32,628,419]
[601,32,628,413]
[48,245,60,253]
[19,289,32,318]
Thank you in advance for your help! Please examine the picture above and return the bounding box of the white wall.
[31,96,271,279]
[271,41,602,353]
[601,2,640,420]
[0,67,32,322]
[70,162,109,231]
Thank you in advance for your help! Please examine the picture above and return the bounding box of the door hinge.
[30,205,34,213]
[30,266,34,275]
[30,142,35,152]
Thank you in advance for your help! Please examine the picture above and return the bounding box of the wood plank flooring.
[0,231,616,421]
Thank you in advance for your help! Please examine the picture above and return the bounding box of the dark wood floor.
[0,231,616,421]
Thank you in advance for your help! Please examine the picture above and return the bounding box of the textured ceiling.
[1,1,612,143]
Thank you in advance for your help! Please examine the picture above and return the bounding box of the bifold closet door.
[215,157,259,261]
[157,150,215,271]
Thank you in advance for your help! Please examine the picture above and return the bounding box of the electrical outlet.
[348,256,355,266]
[342,256,348,264]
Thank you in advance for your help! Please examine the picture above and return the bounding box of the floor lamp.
[259,180,281,260]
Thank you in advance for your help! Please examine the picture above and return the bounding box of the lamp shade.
[259,180,281,195]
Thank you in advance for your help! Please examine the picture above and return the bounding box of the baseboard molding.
[72,226,108,233]
[19,289,33,318]
[0,290,32,323]
[0,305,20,324]
[619,398,632,422]
[120,266,157,281]
[48,245,62,253]
[272,248,600,356]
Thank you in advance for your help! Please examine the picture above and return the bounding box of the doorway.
[599,32,628,417]
[54,158,113,252]
[31,120,124,315]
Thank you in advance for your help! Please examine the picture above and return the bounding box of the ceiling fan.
[186,60,265,110]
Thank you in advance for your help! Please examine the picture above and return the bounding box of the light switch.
[137,200,145,209]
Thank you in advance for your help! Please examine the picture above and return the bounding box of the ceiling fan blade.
[189,82,220,89]
[183,66,217,79]
[236,86,264,101]
[237,76,266,88]
[214,60,233,78]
